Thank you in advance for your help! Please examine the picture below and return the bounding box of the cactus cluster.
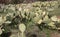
[0,1,59,36]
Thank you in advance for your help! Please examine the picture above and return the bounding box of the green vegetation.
[0,1,60,37]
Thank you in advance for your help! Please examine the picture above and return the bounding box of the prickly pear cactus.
[0,1,60,37]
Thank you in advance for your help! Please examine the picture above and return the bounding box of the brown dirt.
[50,32,60,37]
